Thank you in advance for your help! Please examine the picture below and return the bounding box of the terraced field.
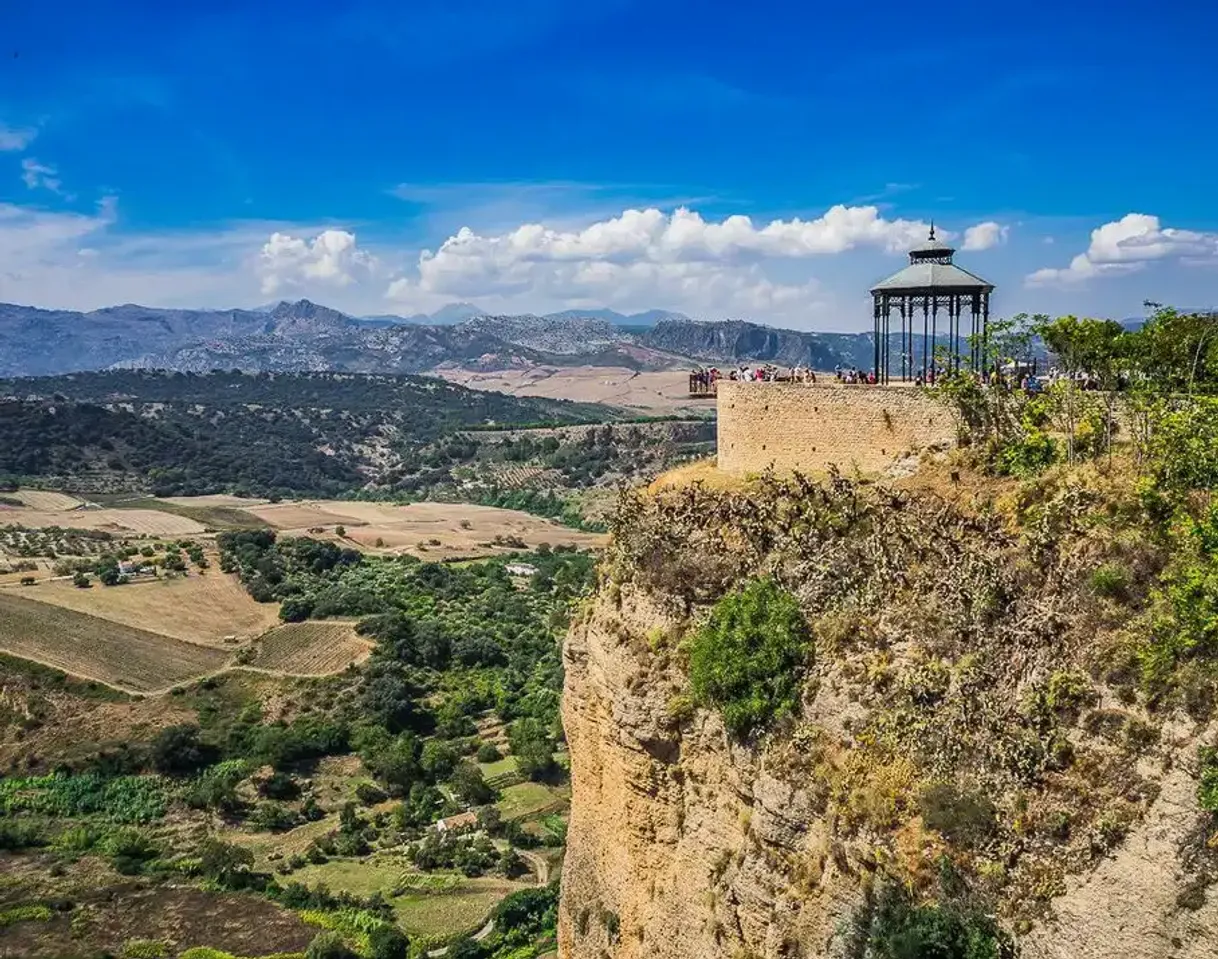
[251,620,372,675]
[0,592,229,693]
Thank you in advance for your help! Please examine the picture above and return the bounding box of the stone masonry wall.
[716,381,958,475]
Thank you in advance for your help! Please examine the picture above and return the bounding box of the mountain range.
[0,299,878,378]
[357,303,693,327]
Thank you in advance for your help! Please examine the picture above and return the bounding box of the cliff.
[559,468,1218,958]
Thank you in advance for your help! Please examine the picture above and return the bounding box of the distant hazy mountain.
[357,302,488,326]
[0,298,877,377]
[542,308,692,326]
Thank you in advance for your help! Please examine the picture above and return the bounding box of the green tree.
[688,577,811,739]
[1035,315,1128,461]
[367,926,409,959]
[450,762,494,805]
[1131,307,1218,394]
[149,724,215,775]
[420,740,458,781]
[507,718,555,781]
[198,837,254,887]
[305,931,356,959]
[279,595,314,622]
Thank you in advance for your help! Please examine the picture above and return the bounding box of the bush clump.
[688,577,811,739]
[855,884,1015,959]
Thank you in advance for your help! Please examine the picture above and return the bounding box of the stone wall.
[716,381,958,474]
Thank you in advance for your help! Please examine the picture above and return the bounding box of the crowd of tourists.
[834,366,876,385]
[690,360,1112,394]
[690,365,821,390]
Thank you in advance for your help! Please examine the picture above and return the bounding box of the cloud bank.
[380,204,983,319]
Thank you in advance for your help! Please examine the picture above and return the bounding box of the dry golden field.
[0,507,206,536]
[0,592,229,693]
[158,494,269,508]
[247,499,605,557]
[6,490,86,511]
[15,571,281,646]
[244,502,366,530]
[252,620,372,675]
[433,365,707,413]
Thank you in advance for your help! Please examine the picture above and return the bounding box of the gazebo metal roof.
[870,260,995,294]
[870,225,994,293]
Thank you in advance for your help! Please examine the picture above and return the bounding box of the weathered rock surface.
[560,582,1218,959]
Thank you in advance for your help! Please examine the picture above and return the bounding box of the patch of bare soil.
[0,881,316,959]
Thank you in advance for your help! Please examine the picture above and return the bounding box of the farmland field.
[159,494,269,508]
[289,858,532,940]
[496,781,569,821]
[0,592,228,692]
[0,507,206,536]
[434,365,704,413]
[6,490,86,511]
[244,502,366,530]
[393,880,525,939]
[112,497,271,531]
[252,620,372,675]
[13,571,281,646]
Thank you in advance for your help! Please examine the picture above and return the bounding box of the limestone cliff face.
[560,584,861,959]
[558,473,1218,959]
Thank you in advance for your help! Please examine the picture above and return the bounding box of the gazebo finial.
[928,221,936,241]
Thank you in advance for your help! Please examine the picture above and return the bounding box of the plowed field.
[0,593,228,693]
[252,621,372,675]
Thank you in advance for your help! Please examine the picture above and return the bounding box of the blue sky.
[1,0,1216,329]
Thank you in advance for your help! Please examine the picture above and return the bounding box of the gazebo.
[869,226,995,384]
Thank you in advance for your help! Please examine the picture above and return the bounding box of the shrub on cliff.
[849,882,1015,959]
[688,577,811,738]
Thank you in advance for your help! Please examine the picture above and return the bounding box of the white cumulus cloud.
[0,124,36,152]
[961,221,1008,251]
[1027,213,1218,287]
[257,229,378,295]
[384,204,1003,320]
[21,158,64,194]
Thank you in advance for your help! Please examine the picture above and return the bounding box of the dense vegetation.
[0,371,710,509]
[687,577,811,738]
[0,369,608,423]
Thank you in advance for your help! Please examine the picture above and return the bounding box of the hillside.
[0,299,876,378]
[0,370,712,503]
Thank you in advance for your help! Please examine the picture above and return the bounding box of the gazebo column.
[930,298,938,379]
[953,295,961,373]
[873,295,881,379]
[922,296,930,381]
[944,295,952,373]
[899,299,907,382]
[981,292,990,375]
[886,294,896,385]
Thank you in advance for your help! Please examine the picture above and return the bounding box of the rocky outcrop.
[560,585,863,959]
[559,473,1218,959]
